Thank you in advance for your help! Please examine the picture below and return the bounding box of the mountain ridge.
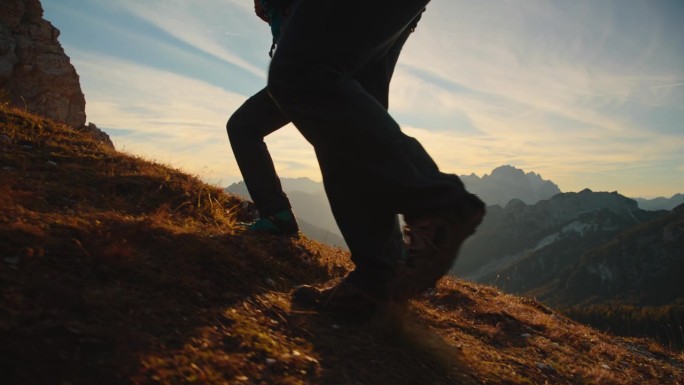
[634,193,684,211]
[460,164,562,206]
[453,189,661,277]
[452,186,683,347]
[226,167,682,252]
[225,165,565,249]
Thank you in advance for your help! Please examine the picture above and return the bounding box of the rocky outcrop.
[0,0,113,149]
[79,122,114,149]
[0,0,85,128]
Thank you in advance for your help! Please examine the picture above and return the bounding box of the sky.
[42,0,684,198]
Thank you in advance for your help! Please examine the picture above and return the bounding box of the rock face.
[0,0,85,128]
[80,122,114,149]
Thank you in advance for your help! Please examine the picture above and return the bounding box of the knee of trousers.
[226,110,253,142]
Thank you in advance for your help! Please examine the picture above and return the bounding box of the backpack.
[254,0,297,56]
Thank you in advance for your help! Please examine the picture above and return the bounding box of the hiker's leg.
[268,0,465,220]
[326,12,426,282]
[268,0,471,282]
[227,88,292,217]
[315,147,402,297]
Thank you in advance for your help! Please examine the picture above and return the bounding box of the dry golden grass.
[1,105,683,384]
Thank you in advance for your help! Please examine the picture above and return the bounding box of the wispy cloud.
[47,0,684,197]
[116,0,270,78]
[388,0,684,195]
[72,51,318,186]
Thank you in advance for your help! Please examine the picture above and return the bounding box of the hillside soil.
[1,105,683,384]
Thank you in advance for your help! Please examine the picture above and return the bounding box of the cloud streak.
[387,0,684,195]
[116,0,270,78]
[45,0,684,197]
[72,51,318,186]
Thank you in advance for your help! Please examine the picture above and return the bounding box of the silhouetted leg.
[269,0,468,293]
[227,88,292,217]
[334,14,424,277]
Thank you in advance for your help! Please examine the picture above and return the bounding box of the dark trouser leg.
[227,88,291,217]
[333,16,420,282]
[269,0,462,216]
[269,0,467,287]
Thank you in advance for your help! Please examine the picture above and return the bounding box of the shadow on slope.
[0,106,347,384]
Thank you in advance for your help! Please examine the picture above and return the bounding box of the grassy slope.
[1,105,683,385]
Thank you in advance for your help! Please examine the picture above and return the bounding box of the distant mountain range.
[546,203,684,307]
[453,189,683,309]
[225,167,682,253]
[225,165,562,247]
[460,165,561,206]
[633,193,684,211]
[452,191,684,347]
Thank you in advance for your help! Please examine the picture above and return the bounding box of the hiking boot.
[292,280,381,322]
[242,209,300,237]
[392,193,485,301]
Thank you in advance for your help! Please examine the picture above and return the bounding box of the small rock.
[601,364,610,370]
[521,333,532,338]
[46,161,57,167]
[304,355,319,364]
[265,278,276,287]
[4,257,20,265]
[235,376,248,381]
[67,327,84,335]
[536,362,555,372]
[332,324,341,329]
[266,358,277,365]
